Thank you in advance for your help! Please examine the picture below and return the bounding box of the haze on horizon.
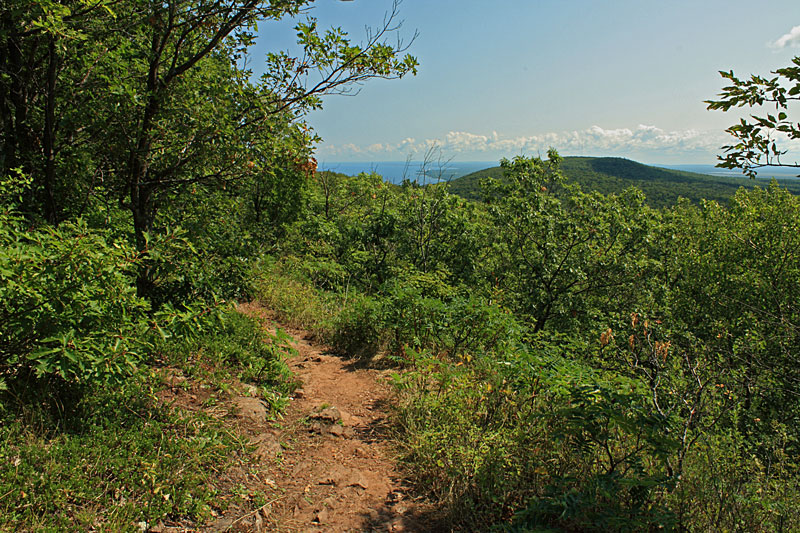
[252,0,800,166]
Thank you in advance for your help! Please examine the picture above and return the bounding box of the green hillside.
[447,156,800,207]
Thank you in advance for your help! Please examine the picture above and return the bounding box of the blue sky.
[253,1,800,165]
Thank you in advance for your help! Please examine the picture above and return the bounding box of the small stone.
[293,388,306,398]
[210,517,235,531]
[347,472,369,490]
[313,406,341,422]
[321,496,336,509]
[234,397,269,424]
[313,508,329,524]
[327,424,345,437]
[340,411,361,426]
[354,447,369,458]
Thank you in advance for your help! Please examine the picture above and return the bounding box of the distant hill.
[446,156,800,208]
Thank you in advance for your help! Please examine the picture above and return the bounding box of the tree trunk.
[129,83,160,296]
[42,37,58,224]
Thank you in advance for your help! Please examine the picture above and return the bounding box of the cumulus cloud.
[340,143,362,154]
[770,25,800,48]
[316,124,728,161]
[398,137,416,149]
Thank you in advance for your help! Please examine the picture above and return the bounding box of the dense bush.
[0,219,227,399]
[0,178,148,391]
[253,157,800,531]
[5,130,798,530]
[0,377,241,530]
[395,338,677,530]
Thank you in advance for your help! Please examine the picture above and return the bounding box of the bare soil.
[231,303,444,533]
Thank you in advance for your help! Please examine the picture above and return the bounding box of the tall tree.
[101,1,414,287]
[0,0,120,222]
[1,0,417,294]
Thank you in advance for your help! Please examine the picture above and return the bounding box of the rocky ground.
[229,303,443,532]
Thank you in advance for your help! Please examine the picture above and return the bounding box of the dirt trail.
[238,303,441,533]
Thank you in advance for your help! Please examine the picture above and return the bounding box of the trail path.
[238,303,441,533]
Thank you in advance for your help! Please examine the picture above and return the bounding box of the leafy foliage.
[0,173,148,391]
[707,56,800,177]
[257,151,800,531]
[4,6,800,530]
[154,308,297,402]
[0,0,417,295]
[0,0,420,530]
[0,217,145,386]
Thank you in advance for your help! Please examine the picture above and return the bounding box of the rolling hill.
[446,156,800,208]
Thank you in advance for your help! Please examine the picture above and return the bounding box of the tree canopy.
[0,0,417,294]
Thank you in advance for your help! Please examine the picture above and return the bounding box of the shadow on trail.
[350,397,456,533]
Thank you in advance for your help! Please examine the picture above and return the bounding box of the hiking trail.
[237,303,441,533]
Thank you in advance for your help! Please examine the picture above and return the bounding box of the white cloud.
[770,25,800,48]
[316,124,730,161]
[398,137,416,149]
[341,143,362,154]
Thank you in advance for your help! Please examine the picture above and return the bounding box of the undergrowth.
[252,251,800,532]
[0,307,294,531]
[0,377,233,531]
[152,309,298,410]
[252,256,387,358]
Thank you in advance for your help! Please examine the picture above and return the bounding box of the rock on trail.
[237,303,441,533]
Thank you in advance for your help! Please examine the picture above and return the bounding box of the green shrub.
[383,279,523,360]
[0,174,225,406]
[329,293,385,358]
[0,216,149,390]
[395,339,677,531]
[669,427,800,532]
[154,308,297,408]
[0,378,239,531]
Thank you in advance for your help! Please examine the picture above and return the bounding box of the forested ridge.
[447,155,800,207]
[3,1,800,531]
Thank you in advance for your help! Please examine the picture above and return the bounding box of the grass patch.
[251,256,337,336]
[251,256,387,358]
[0,378,235,531]
[152,308,298,411]
[0,306,295,531]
